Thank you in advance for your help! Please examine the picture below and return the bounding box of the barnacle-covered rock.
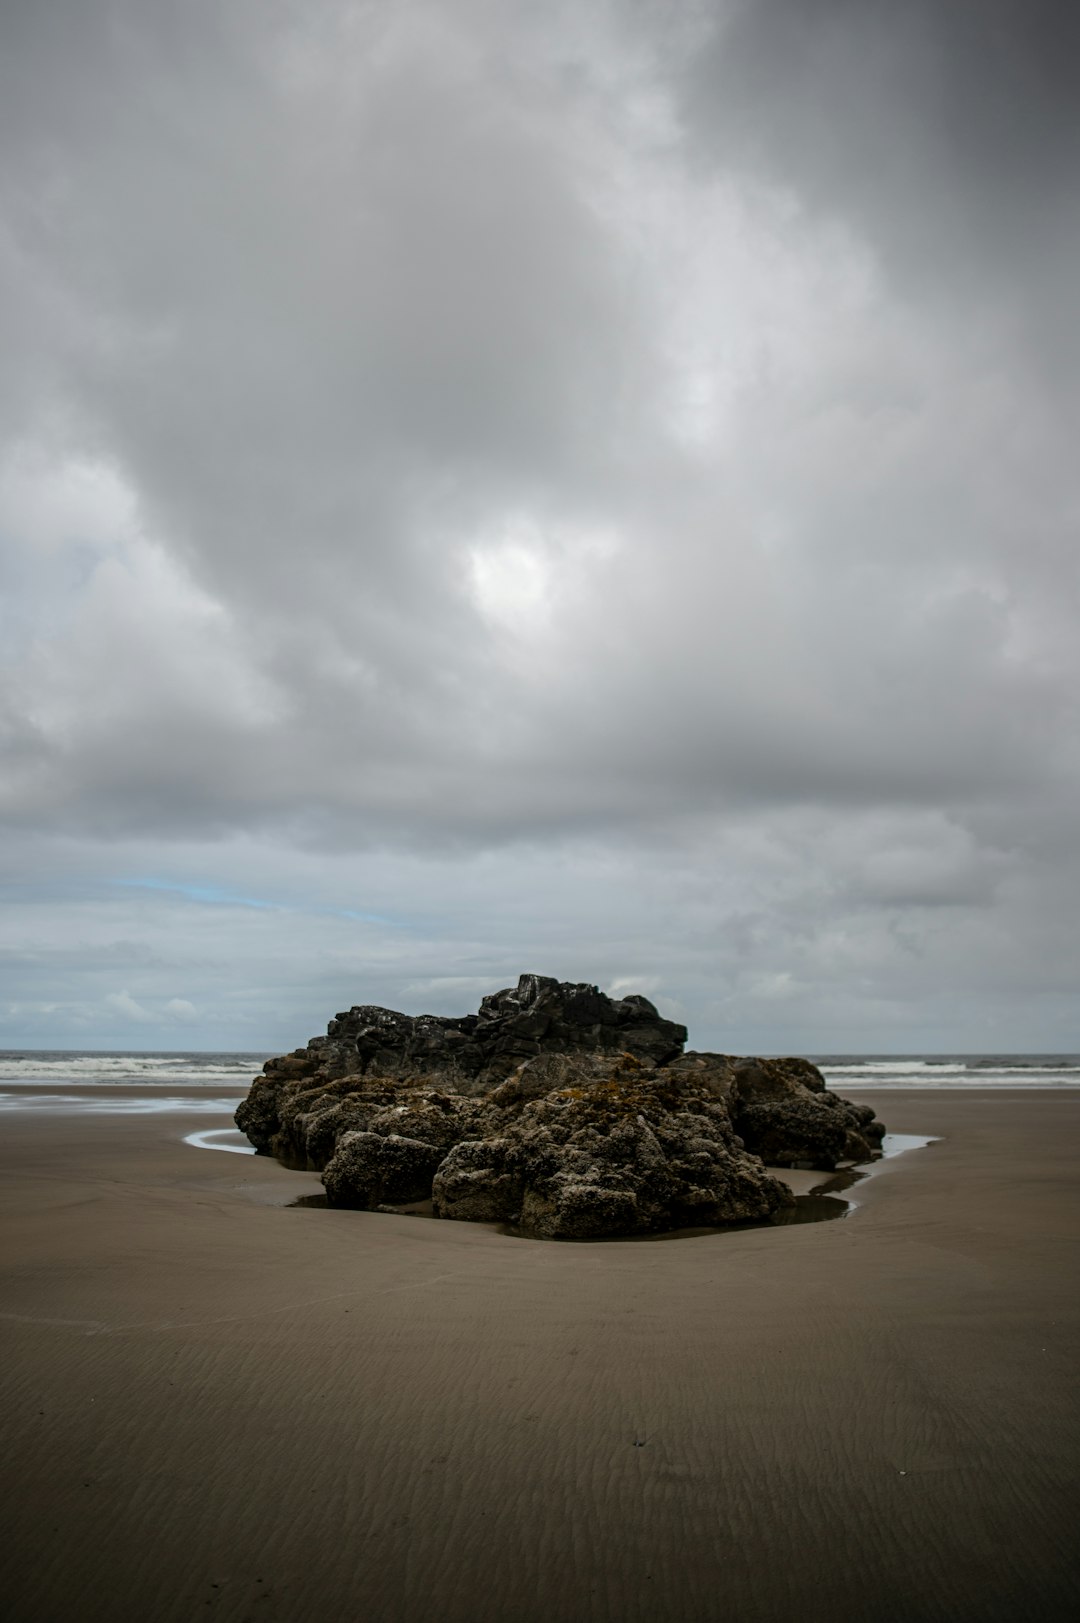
[440,1057,793,1239]
[322,1132,445,1209]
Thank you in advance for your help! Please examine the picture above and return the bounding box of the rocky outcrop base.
[236,975,885,1239]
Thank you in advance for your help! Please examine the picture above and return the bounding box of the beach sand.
[1,1089,1078,1622]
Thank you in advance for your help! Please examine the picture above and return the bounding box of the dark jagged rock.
[235,975,886,1238]
[314,973,687,1091]
[730,1057,885,1168]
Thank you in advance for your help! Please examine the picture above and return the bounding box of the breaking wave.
[815,1056,1080,1088]
[0,1051,267,1087]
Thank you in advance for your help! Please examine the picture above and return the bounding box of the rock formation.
[236,973,885,1239]
[309,972,689,1090]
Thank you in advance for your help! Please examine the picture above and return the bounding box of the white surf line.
[182,1125,257,1156]
[879,1132,940,1158]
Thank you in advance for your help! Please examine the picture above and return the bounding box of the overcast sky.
[2,0,1078,1054]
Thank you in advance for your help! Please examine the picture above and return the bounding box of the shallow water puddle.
[803,1132,940,1211]
[768,1192,850,1227]
[187,1128,940,1232]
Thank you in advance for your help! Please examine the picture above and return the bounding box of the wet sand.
[1,1090,1078,1622]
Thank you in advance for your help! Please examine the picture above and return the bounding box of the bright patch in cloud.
[469,528,551,632]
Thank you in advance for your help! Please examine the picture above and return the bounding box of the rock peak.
[322,974,687,1091]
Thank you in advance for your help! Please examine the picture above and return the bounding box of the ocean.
[0,1051,266,1114]
[811,1055,1080,1088]
[0,1051,267,1087]
[0,1049,1078,1101]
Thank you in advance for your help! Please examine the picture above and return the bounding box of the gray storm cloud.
[0,0,1077,1050]
[684,1,1080,307]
